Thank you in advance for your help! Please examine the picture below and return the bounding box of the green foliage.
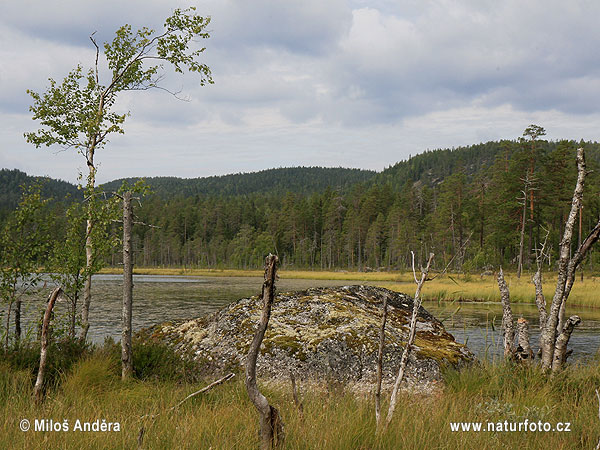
[0,183,51,345]
[25,7,212,163]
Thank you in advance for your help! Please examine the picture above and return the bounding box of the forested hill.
[374,141,507,189]
[101,167,376,198]
[5,138,600,273]
[373,140,600,189]
[0,168,80,218]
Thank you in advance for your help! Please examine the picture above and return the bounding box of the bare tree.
[245,254,284,449]
[540,147,587,371]
[498,147,600,371]
[384,252,434,430]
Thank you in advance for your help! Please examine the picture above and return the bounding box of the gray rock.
[154,285,474,393]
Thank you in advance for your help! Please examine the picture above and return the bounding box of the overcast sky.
[1,1,599,184]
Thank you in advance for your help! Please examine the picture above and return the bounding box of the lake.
[8,274,600,362]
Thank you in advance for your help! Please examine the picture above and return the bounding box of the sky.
[1,0,599,184]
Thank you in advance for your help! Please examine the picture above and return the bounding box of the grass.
[99,266,407,281]
[1,351,599,449]
[100,266,600,308]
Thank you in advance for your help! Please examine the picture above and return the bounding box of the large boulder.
[155,285,474,393]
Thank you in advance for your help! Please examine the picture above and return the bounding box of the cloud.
[2,0,600,183]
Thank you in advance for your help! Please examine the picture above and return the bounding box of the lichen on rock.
[155,285,474,393]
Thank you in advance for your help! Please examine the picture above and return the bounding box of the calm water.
[7,275,600,362]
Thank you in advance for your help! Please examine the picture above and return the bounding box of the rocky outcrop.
[153,285,474,393]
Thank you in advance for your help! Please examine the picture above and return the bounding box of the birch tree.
[0,183,49,347]
[25,7,213,341]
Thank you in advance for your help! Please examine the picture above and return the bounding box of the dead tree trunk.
[532,271,547,330]
[516,318,533,362]
[34,287,63,404]
[122,191,134,380]
[551,315,581,371]
[540,148,586,370]
[497,269,515,359]
[385,252,434,430]
[533,230,549,357]
[375,291,389,429]
[14,298,22,345]
[517,187,528,279]
[245,254,284,449]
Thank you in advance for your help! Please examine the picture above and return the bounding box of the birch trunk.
[516,318,533,361]
[122,192,134,379]
[551,315,581,371]
[532,271,547,330]
[34,287,63,404]
[80,160,96,342]
[497,268,515,359]
[540,148,585,370]
[14,298,21,344]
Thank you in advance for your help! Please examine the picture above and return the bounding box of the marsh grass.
[379,271,600,308]
[2,349,600,449]
[100,267,600,308]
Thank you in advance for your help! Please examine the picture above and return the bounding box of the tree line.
[126,136,600,273]
[4,133,599,275]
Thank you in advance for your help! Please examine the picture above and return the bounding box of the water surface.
[7,275,600,362]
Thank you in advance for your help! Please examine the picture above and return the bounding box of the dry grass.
[377,271,600,308]
[2,355,599,449]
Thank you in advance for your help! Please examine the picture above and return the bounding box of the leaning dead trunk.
[245,254,284,449]
[34,287,63,404]
[122,191,134,380]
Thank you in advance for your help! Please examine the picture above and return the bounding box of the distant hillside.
[373,141,505,189]
[101,166,377,198]
[0,168,80,216]
[373,140,600,189]
[4,139,600,212]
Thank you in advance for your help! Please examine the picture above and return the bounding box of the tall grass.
[1,350,599,449]
[380,271,600,308]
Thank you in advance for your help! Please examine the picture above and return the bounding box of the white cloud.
[1,0,599,183]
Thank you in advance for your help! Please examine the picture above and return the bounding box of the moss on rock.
[153,285,474,393]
